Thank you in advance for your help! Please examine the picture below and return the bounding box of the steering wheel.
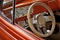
[27,2,55,37]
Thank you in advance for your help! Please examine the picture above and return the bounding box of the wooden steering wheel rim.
[27,2,55,37]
